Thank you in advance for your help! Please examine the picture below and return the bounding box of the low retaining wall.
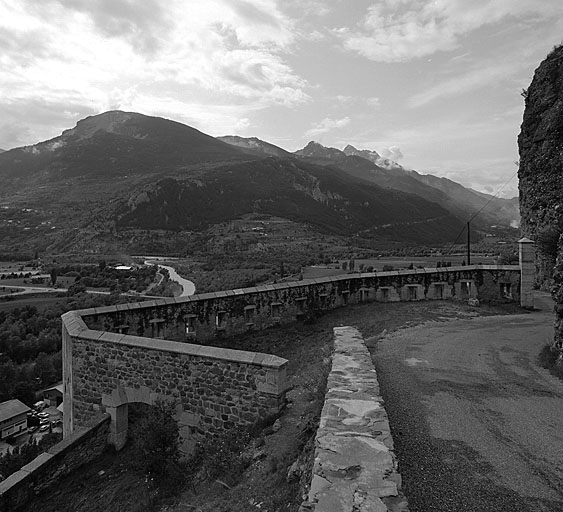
[78,265,521,345]
[0,414,110,511]
[301,326,408,512]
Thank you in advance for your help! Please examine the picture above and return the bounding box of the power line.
[467,170,518,224]
[444,170,519,256]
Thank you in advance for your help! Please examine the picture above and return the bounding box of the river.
[142,258,196,297]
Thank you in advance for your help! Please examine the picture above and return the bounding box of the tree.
[130,400,180,480]
[67,282,86,296]
[50,268,57,286]
[0,358,17,402]
[13,381,35,406]
[34,352,56,386]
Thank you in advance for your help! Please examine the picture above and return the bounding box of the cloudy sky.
[1,0,562,197]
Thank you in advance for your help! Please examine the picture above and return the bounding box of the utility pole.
[467,221,471,265]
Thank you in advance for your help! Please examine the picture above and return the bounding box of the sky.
[1,1,562,198]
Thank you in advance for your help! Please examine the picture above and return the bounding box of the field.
[0,294,66,312]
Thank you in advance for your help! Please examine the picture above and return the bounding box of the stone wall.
[62,313,287,452]
[61,264,522,456]
[79,265,521,345]
[0,414,110,511]
[299,327,408,512]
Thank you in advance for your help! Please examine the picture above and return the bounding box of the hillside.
[295,141,519,230]
[0,111,476,253]
[217,135,291,158]
[113,157,465,243]
[0,111,251,189]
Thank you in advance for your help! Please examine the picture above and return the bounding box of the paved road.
[373,292,563,512]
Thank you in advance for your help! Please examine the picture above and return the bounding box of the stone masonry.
[300,326,408,512]
[0,415,110,511]
[79,265,522,346]
[62,312,287,452]
[62,260,526,455]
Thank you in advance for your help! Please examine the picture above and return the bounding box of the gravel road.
[372,292,563,511]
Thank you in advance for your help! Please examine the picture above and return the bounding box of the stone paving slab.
[300,326,408,512]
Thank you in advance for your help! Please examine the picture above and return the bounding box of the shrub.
[190,427,251,485]
[0,432,62,482]
[129,399,180,481]
[538,343,563,380]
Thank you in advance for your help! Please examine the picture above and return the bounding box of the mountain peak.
[294,141,345,160]
[343,144,407,172]
[0,110,251,180]
[343,144,381,159]
[61,110,150,141]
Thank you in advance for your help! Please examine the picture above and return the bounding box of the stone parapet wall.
[0,414,110,511]
[300,326,408,511]
[62,312,287,451]
[77,265,521,345]
[69,325,286,441]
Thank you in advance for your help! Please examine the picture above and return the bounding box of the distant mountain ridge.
[0,111,251,183]
[0,111,477,252]
[289,140,519,229]
[343,144,405,171]
[217,135,291,157]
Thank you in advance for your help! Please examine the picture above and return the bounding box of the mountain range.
[0,111,518,254]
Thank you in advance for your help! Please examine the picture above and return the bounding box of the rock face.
[518,45,563,351]
[518,45,563,287]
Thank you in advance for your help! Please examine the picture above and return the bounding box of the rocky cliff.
[518,45,563,351]
[518,46,563,281]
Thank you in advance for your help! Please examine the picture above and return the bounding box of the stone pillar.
[107,403,129,451]
[519,237,535,308]
[62,323,74,439]
[102,386,130,451]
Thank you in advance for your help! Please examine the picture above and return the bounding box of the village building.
[42,384,63,407]
[0,399,30,440]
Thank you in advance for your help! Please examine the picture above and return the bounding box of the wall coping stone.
[0,414,110,504]
[301,326,408,512]
[64,264,520,333]
[70,328,287,369]
[19,452,54,475]
[0,467,30,494]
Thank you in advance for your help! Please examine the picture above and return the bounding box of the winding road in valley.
[374,291,563,512]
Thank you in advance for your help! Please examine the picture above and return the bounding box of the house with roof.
[42,383,63,407]
[0,399,30,440]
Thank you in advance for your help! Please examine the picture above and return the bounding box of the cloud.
[0,0,310,148]
[408,61,524,107]
[379,145,403,161]
[305,116,351,138]
[0,97,98,148]
[54,0,170,55]
[340,0,562,62]
[427,158,519,198]
[366,97,381,108]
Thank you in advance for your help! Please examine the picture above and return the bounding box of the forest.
[0,292,133,406]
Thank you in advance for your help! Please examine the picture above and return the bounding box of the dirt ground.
[21,300,522,512]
